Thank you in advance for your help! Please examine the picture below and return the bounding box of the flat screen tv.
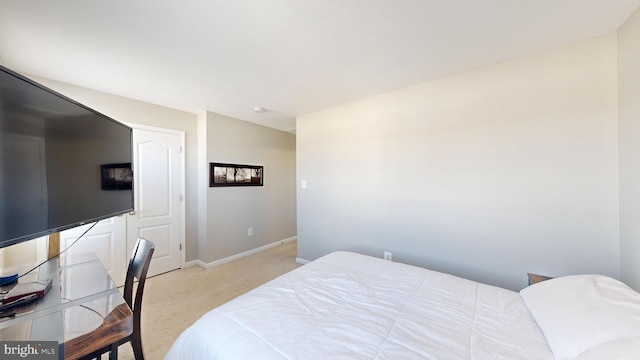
[0,64,133,249]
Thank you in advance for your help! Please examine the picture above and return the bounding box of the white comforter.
[165,251,553,359]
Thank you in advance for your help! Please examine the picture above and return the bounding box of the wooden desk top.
[0,253,133,359]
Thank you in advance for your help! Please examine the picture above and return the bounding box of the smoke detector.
[253,106,265,113]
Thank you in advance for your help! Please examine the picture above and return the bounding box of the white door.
[60,125,184,285]
[60,216,128,285]
[127,126,184,277]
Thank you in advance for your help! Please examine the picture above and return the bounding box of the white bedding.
[165,251,554,359]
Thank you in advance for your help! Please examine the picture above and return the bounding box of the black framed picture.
[209,162,263,187]
[101,163,133,190]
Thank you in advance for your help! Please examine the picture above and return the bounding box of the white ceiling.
[1,0,639,133]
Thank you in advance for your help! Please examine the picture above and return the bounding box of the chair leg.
[131,336,144,360]
[108,343,118,360]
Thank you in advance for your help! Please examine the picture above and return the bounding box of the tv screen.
[0,65,134,249]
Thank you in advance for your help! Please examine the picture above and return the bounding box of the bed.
[165,251,640,360]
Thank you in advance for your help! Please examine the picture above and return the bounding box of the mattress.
[165,251,554,359]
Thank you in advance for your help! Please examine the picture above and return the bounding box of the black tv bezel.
[0,64,134,249]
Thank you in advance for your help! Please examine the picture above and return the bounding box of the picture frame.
[209,162,263,187]
[101,163,133,190]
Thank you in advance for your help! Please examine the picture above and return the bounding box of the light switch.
[301,180,307,189]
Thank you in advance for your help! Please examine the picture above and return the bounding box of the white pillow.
[519,275,640,360]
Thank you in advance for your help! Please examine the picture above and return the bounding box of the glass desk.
[0,253,132,359]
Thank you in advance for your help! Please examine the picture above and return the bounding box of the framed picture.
[209,162,263,187]
[101,163,133,190]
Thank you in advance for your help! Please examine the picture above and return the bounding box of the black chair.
[81,238,155,360]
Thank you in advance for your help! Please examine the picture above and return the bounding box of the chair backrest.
[123,238,155,323]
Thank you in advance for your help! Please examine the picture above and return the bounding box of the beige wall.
[297,33,620,290]
[200,111,296,263]
[0,238,42,267]
[618,7,640,290]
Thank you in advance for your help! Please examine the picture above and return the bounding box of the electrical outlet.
[383,252,392,261]
[248,228,253,236]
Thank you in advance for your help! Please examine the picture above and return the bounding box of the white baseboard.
[183,259,205,268]
[295,257,310,265]
[185,236,297,270]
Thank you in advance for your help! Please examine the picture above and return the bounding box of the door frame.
[126,122,186,271]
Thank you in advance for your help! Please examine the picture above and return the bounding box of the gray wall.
[199,111,296,263]
[297,33,620,291]
[619,7,640,290]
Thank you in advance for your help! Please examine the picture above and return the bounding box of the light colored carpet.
[114,240,300,360]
